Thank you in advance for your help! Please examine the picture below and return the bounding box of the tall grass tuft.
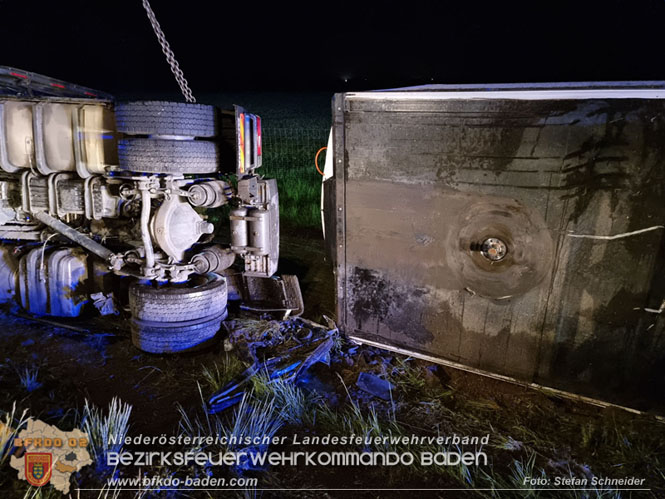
[316,375,401,452]
[254,375,320,426]
[224,392,283,453]
[1,402,29,466]
[177,383,224,453]
[82,398,132,472]
[223,392,284,473]
[66,483,123,499]
[200,354,247,393]
[21,486,62,499]
[17,366,41,392]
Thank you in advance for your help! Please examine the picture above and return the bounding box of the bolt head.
[480,237,507,262]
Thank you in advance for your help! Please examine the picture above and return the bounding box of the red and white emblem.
[25,453,52,487]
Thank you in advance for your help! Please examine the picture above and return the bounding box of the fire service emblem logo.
[25,453,52,487]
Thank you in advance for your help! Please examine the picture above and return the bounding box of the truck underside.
[0,66,295,353]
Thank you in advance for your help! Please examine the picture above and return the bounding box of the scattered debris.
[208,318,335,413]
[356,372,395,401]
[91,292,118,316]
[207,315,428,414]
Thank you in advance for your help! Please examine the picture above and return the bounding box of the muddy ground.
[0,230,664,498]
[0,228,334,437]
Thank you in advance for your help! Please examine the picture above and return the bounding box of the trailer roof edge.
[347,88,665,101]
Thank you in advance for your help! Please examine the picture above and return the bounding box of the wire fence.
[259,127,329,226]
[261,127,329,176]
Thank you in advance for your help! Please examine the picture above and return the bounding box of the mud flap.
[225,273,304,319]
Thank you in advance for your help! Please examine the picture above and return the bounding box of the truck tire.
[129,273,227,323]
[131,310,228,354]
[115,101,218,138]
[117,138,219,174]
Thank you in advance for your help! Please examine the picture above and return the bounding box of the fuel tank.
[18,246,88,317]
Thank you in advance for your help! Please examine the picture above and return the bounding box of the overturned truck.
[323,83,665,412]
[0,66,287,353]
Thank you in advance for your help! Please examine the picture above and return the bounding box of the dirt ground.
[0,230,664,498]
[0,229,333,435]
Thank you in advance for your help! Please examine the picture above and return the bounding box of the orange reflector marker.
[315,146,327,176]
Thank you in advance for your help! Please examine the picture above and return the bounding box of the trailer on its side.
[322,82,665,413]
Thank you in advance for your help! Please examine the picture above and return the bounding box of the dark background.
[0,0,664,95]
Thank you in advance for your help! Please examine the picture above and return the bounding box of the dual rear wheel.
[129,273,227,354]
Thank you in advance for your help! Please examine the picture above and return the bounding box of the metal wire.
[141,0,196,103]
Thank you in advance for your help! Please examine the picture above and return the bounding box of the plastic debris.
[208,318,335,414]
[91,292,118,316]
[356,372,395,400]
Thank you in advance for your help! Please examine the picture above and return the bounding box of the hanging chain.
[141,0,196,103]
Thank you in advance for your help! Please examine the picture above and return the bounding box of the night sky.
[1,0,664,95]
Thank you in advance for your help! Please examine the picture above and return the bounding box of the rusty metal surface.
[330,90,665,411]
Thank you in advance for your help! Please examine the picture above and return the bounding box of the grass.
[200,353,248,393]
[166,356,665,495]
[489,451,545,496]
[17,366,41,393]
[20,486,63,499]
[13,303,647,497]
[186,351,638,492]
[390,357,454,402]
[316,402,399,452]
[81,397,132,472]
[224,392,284,453]
[222,392,284,474]
[269,379,320,426]
[180,376,318,458]
[314,374,401,453]
[195,91,331,229]
[390,357,427,392]
[177,383,224,452]
[261,161,322,228]
[250,373,320,426]
[282,179,321,228]
[0,402,28,466]
[474,452,625,499]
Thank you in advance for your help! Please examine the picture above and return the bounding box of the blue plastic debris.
[207,319,335,414]
[356,372,395,401]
